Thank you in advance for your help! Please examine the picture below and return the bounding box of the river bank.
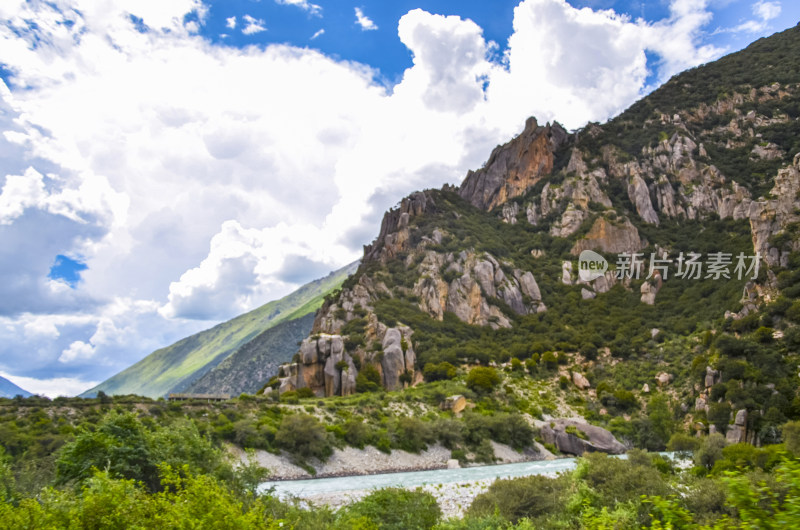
[233,440,555,481]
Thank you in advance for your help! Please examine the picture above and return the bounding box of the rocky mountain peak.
[458,118,568,211]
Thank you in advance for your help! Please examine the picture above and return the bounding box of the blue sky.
[0,0,796,396]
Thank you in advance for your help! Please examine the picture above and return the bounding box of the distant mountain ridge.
[83,261,358,398]
[0,376,32,398]
[185,312,316,396]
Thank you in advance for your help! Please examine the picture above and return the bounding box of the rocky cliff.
[276,25,800,405]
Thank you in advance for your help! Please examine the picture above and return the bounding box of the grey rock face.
[628,174,660,225]
[562,261,573,285]
[540,419,626,456]
[381,327,415,391]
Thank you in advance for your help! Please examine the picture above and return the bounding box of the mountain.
[83,261,358,398]
[185,312,316,396]
[272,25,800,447]
[0,375,32,398]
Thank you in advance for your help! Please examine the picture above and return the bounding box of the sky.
[0,0,796,398]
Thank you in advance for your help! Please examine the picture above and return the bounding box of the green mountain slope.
[273,25,800,449]
[83,261,358,398]
[185,312,315,396]
[0,375,32,398]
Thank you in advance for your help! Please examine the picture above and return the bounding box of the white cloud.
[242,14,266,35]
[0,0,728,389]
[276,0,322,17]
[753,0,781,21]
[311,28,325,40]
[226,16,236,29]
[716,0,782,33]
[59,340,95,363]
[396,10,490,113]
[355,7,378,31]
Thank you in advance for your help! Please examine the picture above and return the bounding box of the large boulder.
[540,419,626,456]
[381,328,415,391]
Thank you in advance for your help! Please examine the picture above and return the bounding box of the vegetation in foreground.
[3,403,800,528]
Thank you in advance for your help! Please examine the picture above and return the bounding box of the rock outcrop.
[363,191,436,262]
[540,419,626,455]
[411,250,546,328]
[278,325,416,397]
[571,216,645,255]
[459,117,568,211]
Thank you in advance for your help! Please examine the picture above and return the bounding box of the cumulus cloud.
[753,0,781,22]
[276,0,322,17]
[396,10,490,113]
[355,7,378,31]
[0,0,732,392]
[226,16,236,29]
[59,340,95,363]
[242,14,266,35]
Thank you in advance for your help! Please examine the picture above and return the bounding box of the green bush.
[392,417,435,453]
[296,388,315,399]
[467,474,571,523]
[356,364,382,393]
[783,420,800,456]
[274,414,332,464]
[423,362,457,382]
[344,488,442,529]
[694,433,727,470]
[466,367,501,394]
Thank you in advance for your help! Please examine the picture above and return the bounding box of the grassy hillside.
[82,261,358,398]
[0,376,31,399]
[185,312,316,396]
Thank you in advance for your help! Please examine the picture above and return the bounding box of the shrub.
[694,433,727,470]
[575,452,671,512]
[580,343,598,361]
[782,420,800,456]
[423,362,457,382]
[344,488,442,530]
[666,432,701,458]
[466,367,501,394]
[541,351,558,370]
[510,358,523,372]
[356,364,382,393]
[342,419,373,449]
[296,388,315,399]
[467,474,571,523]
[392,417,434,454]
[274,414,333,464]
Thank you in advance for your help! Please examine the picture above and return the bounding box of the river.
[259,457,579,498]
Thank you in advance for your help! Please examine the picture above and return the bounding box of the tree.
[56,411,160,491]
[707,402,732,434]
[647,394,675,450]
[466,367,501,394]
